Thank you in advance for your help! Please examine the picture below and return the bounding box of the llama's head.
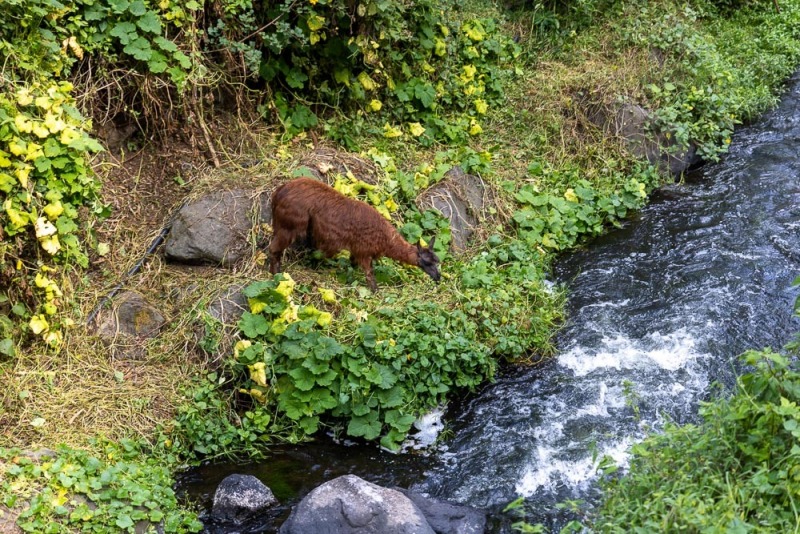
[416,236,441,283]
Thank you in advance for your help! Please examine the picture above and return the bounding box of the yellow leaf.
[357,72,377,92]
[249,388,267,403]
[384,198,398,212]
[474,99,488,115]
[43,201,64,221]
[318,287,337,304]
[32,124,50,139]
[234,340,252,359]
[14,115,33,134]
[460,65,477,83]
[382,123,403,138]
[408,122,425,137]
[44,331,62,348]
[43,302,57,315]
[35,272,53,289]
[16,89,33,107]
[248,362,267,387]
[368,99,382,112]
[44,113,66,133]
[248,298,267,314]
[316,311,332,328]
[4,199,28,228]
[434,38,447,57]
[35,96,51,110]
[307,15,325,31]
[468,119,483,136]
[29,314,50,335]
[309,32,320,45]
[15,166,30,188]
[39,235,62,255]
[564,188,578,203]
[280,303,299,323]
[275,275,296,298]
[59,128,80,145]
[8,138,26,156]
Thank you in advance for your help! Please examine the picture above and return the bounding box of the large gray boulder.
[280,475,435,534]
[417,167,488,252]
[212,474,278,527]
[165,189,266,266]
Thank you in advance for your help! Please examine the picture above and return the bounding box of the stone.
[212,474,278,527]
[0,505,22,534]
[199,284,248,358]
[587,101,700,175]
[280,474,435,534]
[93,291,166,359]
[417,167,488,252]
[396,489,486,534]
[165,189,260,266]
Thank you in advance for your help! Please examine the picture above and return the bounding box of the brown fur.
[268,178,441,291]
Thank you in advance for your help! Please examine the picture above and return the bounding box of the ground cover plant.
[2,0,800,530]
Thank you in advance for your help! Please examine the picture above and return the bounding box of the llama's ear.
[428,235,436,249]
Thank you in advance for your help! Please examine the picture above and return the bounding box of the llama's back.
[272,178,400,258]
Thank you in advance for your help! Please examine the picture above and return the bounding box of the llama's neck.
[383,235,418,266]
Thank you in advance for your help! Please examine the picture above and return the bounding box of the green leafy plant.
[0,441,202,533]
[232,274,497,450]
[0,82,106,349]
[594,347,800,531]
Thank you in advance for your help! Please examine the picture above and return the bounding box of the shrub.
[594,347,800,531]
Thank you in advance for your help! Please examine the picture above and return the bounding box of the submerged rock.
[396,489,486,534]
[212,474,278,527]
[280,474,435,534]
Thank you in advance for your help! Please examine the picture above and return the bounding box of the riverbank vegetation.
[2,0,800,530]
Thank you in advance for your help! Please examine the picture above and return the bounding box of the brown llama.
[268,177,441,291]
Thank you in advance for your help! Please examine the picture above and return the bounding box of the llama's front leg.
[357,256,378,292]
[268,233,293,274]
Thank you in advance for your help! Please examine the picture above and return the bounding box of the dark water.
[177,72,800,532]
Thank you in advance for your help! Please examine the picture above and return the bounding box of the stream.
[176,71,800,532]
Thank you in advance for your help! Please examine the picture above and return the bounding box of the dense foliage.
[0,441,202,533]
[594,345,800,532]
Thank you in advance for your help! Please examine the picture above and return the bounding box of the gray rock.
[280,474,435,534]
[417,167,488,252]
[93,291,166,359]
[396,489,486,534]
[0,504,22,534]
[200,284,248,358]
[206,284,248,325]
[212,474,278,527]
[588,101,700,175]
[165,189,259,266]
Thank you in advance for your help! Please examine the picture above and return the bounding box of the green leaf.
[238,312,269,338]
[128,0,147,16]
[0,339,15,357]
[348,412,381,439]
[137,11,162,34]
[115,515,134,529]
[124,37,154,61]
[414,83,437,109]
[110,22,137,45]
[286,69,308,90]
